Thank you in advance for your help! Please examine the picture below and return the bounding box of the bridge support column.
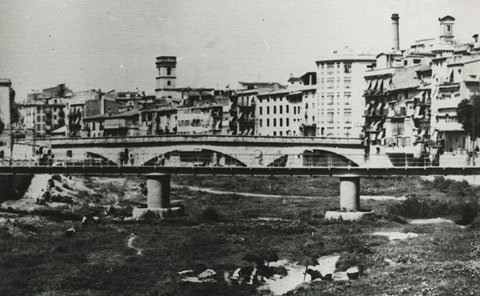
[132,174,184,220]
[325,175,373,221]
[339,176,360,212]
[147,174,171,208]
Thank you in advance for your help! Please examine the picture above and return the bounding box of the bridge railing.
[0,153,478,168]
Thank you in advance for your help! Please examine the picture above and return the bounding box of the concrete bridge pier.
[325,175,373,221]
[339,176,360,211]
[132,174,184,220]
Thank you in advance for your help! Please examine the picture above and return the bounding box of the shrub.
[456,201,478,225]
[201,207,222,222]
[335,252,366,271]
[432,176,473,197]
[387,196,464,219]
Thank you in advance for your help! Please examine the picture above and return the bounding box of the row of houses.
[15,14,480,166]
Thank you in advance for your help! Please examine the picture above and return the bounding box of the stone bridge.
[30,135,367,168]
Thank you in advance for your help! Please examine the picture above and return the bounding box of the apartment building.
[315,52,375,138]
[20,84,71,137]
[255,86,316,136]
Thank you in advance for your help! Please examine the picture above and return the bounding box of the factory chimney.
[391,13,400,52]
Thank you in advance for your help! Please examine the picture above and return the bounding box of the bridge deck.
[1,165,480,176]
[29,135,364,148]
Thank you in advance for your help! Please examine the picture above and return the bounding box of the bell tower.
[439,15,455,42]
[155,56,177,99]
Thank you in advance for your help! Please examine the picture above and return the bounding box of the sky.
[1,0,480,102]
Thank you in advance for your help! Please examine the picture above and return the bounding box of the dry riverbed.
[1,175,479,295]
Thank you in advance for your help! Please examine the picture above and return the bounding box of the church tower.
[155,56,177,99]
[439,15,455,43]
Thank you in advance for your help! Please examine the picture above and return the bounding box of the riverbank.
[0,175,479,295]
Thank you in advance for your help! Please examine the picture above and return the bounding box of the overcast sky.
[1,0,480,101]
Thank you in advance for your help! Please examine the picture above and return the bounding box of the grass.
[1,175,480,295]
[173,175,472,198]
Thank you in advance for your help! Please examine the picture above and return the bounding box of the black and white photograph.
[1,0,480,295]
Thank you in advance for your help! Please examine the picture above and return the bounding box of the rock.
[177,270,193,275]
[198,268,216,279]
[346,266,359,280]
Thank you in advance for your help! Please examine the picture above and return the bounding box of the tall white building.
[315,53,375,138]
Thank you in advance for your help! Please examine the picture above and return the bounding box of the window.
[273,131,277,136]
[167,81,171,86]
[273,118,277,127]
[267,118,270,127]
[167,67,172,75]
[344,92,351,105]
[259,107,263,115]
[274,106,277,114]
[344,78,351,89]
[286,118,289,126]
[259,119,262,127]
[327,127,334,136]
[279,131,283,136]
[327,63,334,73]
[344,109,352,123]
[344,63,352,73]
[286,105,289,113]
[327,78,334,89]
[327,111,334,123]
[446,24,451,32]
[327,93,334,105]
[280,118,283,127]
[305,103,308,109]
[267,106,270,114]
[280,105,283,114]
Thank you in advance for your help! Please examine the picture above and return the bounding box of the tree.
[457,94,480,140]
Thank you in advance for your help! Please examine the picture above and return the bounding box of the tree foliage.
[457,94,480,139]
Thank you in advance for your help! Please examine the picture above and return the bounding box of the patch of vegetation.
[387,196,467,219]
[335,252,367,272]
[201,207,222,222]
[432,176,476,197]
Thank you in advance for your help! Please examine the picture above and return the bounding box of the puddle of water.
[127,234,142,255]
[408,217,454,225]
[371,231,419,241]
[360,195,406,201]
[259,255,341,296]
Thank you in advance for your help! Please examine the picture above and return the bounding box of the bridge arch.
[142,148,247,167]
[84,152,118,166]
[266,149,360,167]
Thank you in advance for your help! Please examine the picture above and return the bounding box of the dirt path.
[127,233,143,255]
[172,184,401,201]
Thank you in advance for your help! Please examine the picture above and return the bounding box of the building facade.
[315,53,376,138]
[255,86,316,137]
